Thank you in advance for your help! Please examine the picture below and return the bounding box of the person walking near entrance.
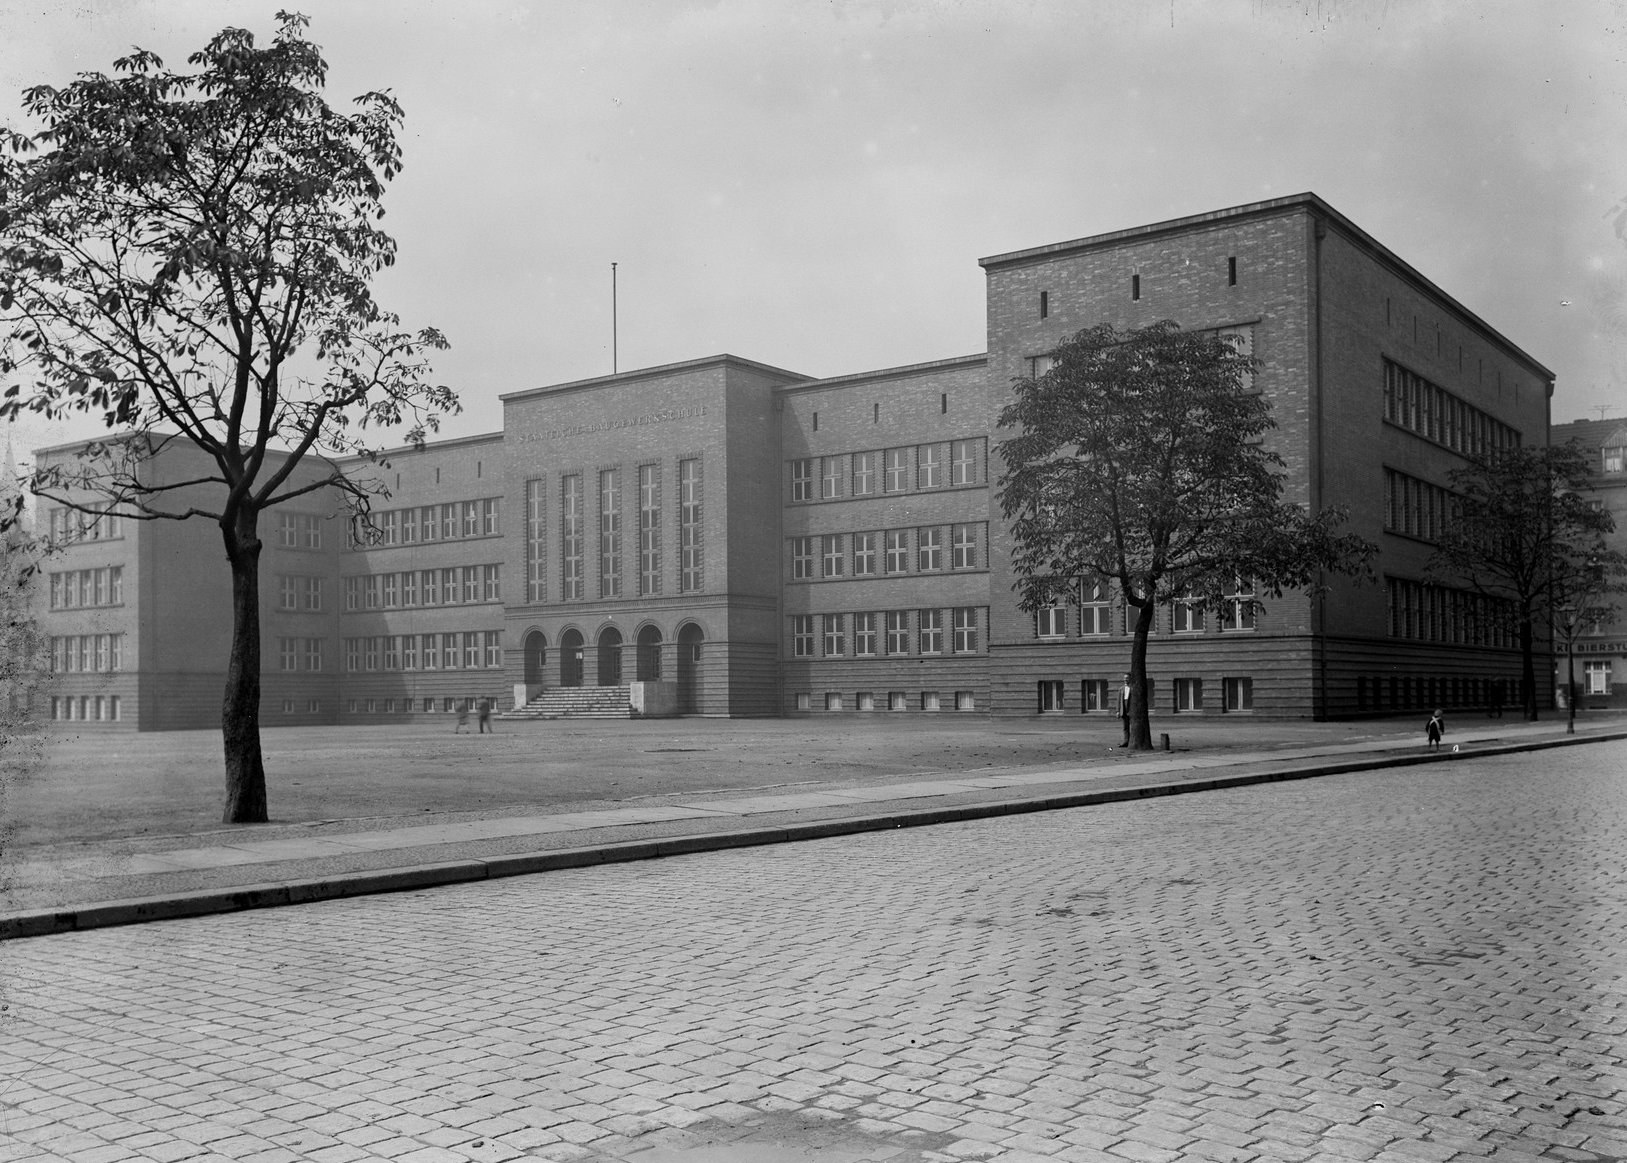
[1119,674,1132,746]
[1425,708,1445,751]
[477,697,494,734]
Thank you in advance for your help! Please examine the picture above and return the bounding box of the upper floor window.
[792,536,815,580]
[918,445,942,489]
[821,456,843,499]
[884,448,909,493]
[790,459,814,502]
[852,452,876,496]
[951,439,981,486]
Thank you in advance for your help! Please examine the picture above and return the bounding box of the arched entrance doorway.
[596,626,623,686]
[677,623,704,713]
[636,625,663,682]
[523,631,547,685]
[559,629,584,688]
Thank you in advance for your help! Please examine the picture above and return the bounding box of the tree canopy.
[997,320,1372,747]
[0,12,456,821]
[1425,440,1626,719]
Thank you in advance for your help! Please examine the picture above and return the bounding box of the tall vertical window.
[600,468,622,598]
[462,565,479,604]
[422,569,440,606]
[1172,594,1204,632]
[791,615,815,657]
[852,452,876,496]
[422,633,439,670]
[854,613,878,656]
[823,614,846,657]
[917,528,942,572]
[951,439,981,486]
[562,474,584,600]
[401,635,417,670]
[680,458,703,593]
[442,632,461,669]
[953,608,979,653]
[483,564,501,602]
[279,512,299,547]
[639,463,661,595]
[1223,677,1254,710]
[525,478,547,603]
[442,503,459,539]
[1036,606,1066,638]
[301,514,322,549]
[482,498,500,535]
[401,571,417,607]
[484,630,502,669]
[422,504,440,541]
[853,532,878,576]
[279,576,298,610]
[790,459,814,502]
[280,638,298,672]
[884,448,909,492]
[918,445,942,488]
[305,638,324,672]
[1080,579,1111,635]
[382,573,399,608]
[463,501,480,538]
[401,508,418,544]
[792,537,815,580]
[442,567,460,604]
[951,524,978,570]
[302,577,322,611]
[918,609,943,654]
[885,530,909,574]
[1221,580,1256,631]
[381,510,399,545]
[822,534,845,578]
[885,611,910,655]
[821,456,843,499]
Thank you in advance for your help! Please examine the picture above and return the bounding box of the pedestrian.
[454,702,470,733]
[1119,673,1132,746]
[477,697,494,734]
[1425,708,1445,751]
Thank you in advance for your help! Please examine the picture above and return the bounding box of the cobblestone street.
[2,744,1624,1163]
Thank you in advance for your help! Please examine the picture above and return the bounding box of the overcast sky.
[3,0,1626,465]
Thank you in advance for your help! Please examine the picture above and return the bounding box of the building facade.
[1551,417,1627,708]
[28,193,1557,729]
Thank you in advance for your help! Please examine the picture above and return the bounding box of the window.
[852,452,876,496]
[680,458,703,593]
[952,607,979,654]
[383,636,400,670]
[1036,606,1066,639]
[401,508,418,544]
[401,635,417,670]
[792,537,815,580]
[600,468,622,598]
[854,532,878,576]
[951,438,980,486]
[918,444,942,489]
[951,524,978,570]
[345,639,361,672]
[1584,661,1612,695]
[422,569,440,606]
[364,637,379,671]
[920,691,940,712]
[1175,678,1203,712]
[383,573,399,608]
[792,615,815,657]
[1080,579,1111,635]
[304,638,323,672]
[525,478,547,603]
[1383,359,1519,456]
[302,577,322,612]
[821,456,843,499]
[279,512,299,547]
[442,503,460,539]
[888,691,907,711]
[423,504,440,541]
[440,567,458,604]
[823,614,846,657]
[822,534,845,578]
[462,566,479,603]
[483,564,501,603]
[1038,681,1064,712]
[854,613,877,656]
[483,498,500,536]
[1172,595,1204,633]
[825,692,844,711]
[381,510,399,545]
[463,501,480,538]
[1223,677,1254,711]
[484,630,502,669]
[918,609,943,654]
[365,576,381,610]
[790,459,814,502]
[1604,444,1625,474]
[917,528,942,572]
[857,691,876,711]
[279,575,298,611]
[422,634,439,670]
[1222,580,1255,631]
[885,448,909,493]
[279,639,298,672]
[885,530,909,574]
[795,692,812,712]
[885,611,909,655]
[1082,680,1110,711]
[562,475,584,600]
[401,571,417,607]
[955,691,975,711]
[442,632,461,670]
[639,463,661,595]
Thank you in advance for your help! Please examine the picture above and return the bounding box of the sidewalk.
[4,716,1623,940]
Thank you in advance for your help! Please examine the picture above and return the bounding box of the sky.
[3,0,1627,469]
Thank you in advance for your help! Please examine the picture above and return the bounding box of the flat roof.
[501,353,811,405]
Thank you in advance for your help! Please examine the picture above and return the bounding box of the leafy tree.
[997,320,1373,748]
[0,13,456,822]
[1426,441,1626,721]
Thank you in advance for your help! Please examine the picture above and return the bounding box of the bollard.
[1160,732,1171,751]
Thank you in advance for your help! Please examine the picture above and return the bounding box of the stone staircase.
[503,685,634,720]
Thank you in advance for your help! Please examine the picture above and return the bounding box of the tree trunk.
[1518,614,1538,722]
[221,510,268,823]
[1128,600,1156,751]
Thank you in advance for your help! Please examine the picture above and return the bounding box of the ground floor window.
[825,691,843,711]
[1038,680,1064,712]
[1081,679,1109,711]
[1585,660,1613,695]
[1223,676,1254,711]
[921,691,940,711]
[857,691,875,711]
[888,691,907,711]
[1174,677,1202,712]
[795,691,812,711]
[955,691,975,711]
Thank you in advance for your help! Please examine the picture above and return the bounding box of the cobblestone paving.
[2,744,1624,1163]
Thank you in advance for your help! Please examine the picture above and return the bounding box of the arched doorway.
[559,629,584,688]
[677,623,704,713]
[523,631,547,685]
[596,626,623,686]
[636,625,663,682]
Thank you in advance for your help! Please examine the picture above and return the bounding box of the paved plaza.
[1,742,1624,1162]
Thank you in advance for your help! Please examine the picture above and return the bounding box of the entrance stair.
[504,685,633,720]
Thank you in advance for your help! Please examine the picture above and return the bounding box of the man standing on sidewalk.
[1120,674,1132,746]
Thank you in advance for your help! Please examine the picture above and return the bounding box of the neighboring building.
[29,192,1556,729]
[1551,417,1627,708]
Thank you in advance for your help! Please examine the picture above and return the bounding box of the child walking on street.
[1425,709,1445,751]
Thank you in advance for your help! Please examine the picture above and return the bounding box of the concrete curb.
[4,729,1622,941]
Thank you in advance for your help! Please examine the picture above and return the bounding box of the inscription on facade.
[515,405,708,445]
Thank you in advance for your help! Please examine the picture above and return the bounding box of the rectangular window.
[790,458,814,502]
[383,573,399,608]
[953,607,979,654]
[401,635,417,670]
[383,636,400,671]
[823,614,846,657]
[1173,595,1204,633]
[484,630,502,669]
[1222,581,1256,631]
[1584,661,1612,695]
[304,638,323,672]
[1175,678,1203,712]
[951,438,980,486]
[885,530,909,574]
[462,566,479,604]
[279,512,299,548]
[422,569,440,606]
[364,575,381,610]
[854,613,877,656]
[885,610,910,655]
[422,504,440,541]
[302,576,322,611]
[917,444,942,489]
[364,637,379,672]
[400,571,417,607]
[562,474,584,600]
[483,498,500,536]
[822,534,845,578]
[639,463,661,596]
[825,691,844,712]
[1223,677,1254,711]
[1036,606,1066,639]
[1080,579,1111,635]
[951,524,978,570]
[441,566,460,604]
[442,503,460,539]
[464,632,480,669]
[381,510,399,545]
[279,575,298,611]
[600,468,622,598]
[821,456,843,500]
[852,451,876,496]
[345,638,361,672]
[1039,680,1065,712]
[401,507,418,544]
[853,532,878,576]
[525,478,547,603]
[422,633,439,670]
[484,564,501,603]
[680,458,703,593]
[463,500,480,538]
[884,448,909,493]
[792,536,815,580]
[299,514,320,549]
[791,614,815,657]
[442,632,461,670]
[917,527,942,572]
[918,609,943,654]
[1082,679,1110,711]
